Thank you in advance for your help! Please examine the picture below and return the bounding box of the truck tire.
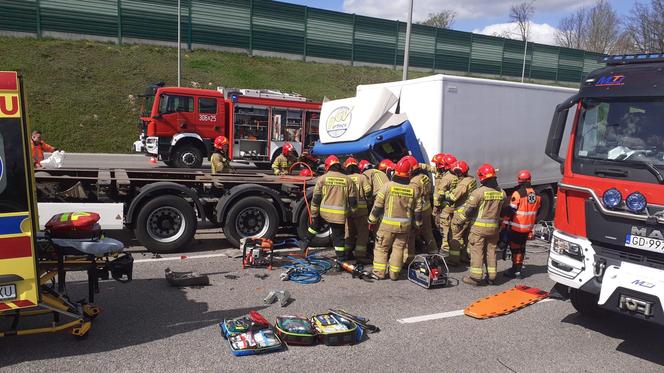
[570,288,607,318]
[134,195,197,253]
[172,145,203,168]
[297,208,332,248]
[223,196,279,248]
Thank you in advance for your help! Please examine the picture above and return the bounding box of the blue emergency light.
[601,53,664,65]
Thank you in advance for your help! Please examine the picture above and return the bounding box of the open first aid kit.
[220,311,284,356]
[275,315,317,346]
[311,312,363,346]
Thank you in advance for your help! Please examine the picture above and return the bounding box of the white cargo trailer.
[314,74,577,219]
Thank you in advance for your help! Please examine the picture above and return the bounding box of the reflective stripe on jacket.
[368,181,423,233]
[310,170,357,224]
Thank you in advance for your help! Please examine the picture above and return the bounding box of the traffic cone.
[150,157,158,166]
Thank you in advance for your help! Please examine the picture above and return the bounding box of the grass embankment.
[0,36,425,153]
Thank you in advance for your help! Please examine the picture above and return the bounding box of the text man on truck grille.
[305,155,358,262]
[368,158,423,280]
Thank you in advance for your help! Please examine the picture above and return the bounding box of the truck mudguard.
[125,182,206,225]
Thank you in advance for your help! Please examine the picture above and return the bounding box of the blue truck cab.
[311,120,425,164]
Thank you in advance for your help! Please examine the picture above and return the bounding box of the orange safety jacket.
[31,141,56,165]
[507,187,541,233]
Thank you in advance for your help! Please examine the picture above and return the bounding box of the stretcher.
[464,285,549,319]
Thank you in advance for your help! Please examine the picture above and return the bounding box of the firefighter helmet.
[358,159,372,172]
[324,155,340,171]
[282,142,294,155]
[394,158,412,178]
[214,136,228,149]
[378,159,395,172]
[299,168,313,177]
[477,163,497,182]
[517,169,532,184]
[402,155,419,171]
[343,157,359,169]
[443,154,457,170]
[432,153,446,168]
[451,160,469,176]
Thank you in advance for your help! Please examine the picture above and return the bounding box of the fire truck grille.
[593,243,664,271]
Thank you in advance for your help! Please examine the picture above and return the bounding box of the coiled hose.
[280,254,333,284]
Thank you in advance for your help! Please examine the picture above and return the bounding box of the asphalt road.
[2,231,663,372]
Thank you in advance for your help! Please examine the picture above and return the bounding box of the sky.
[280,0,636,45]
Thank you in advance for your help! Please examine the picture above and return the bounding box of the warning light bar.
[600,53,664,65]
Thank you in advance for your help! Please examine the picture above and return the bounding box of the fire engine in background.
[545,53,664,324]
[134,82,321,168]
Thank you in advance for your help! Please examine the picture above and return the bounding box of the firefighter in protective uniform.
[368,159,423,280]
[211,136,232,174]
[377,159,396,180]
[272,142,298,175]
[502,169,541,278]
[360,159,389,206]
[458,164,506,286]
[403,156,437,264]
[433,154,458,253]
[304,155,358,261]
[445,160,477,265]
[343,157,371,262]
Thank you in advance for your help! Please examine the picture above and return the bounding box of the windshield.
[140,95,155,117]
[575,98,664,166]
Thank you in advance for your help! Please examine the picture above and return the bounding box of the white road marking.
[397,298,555,324]
[133,247,314,263]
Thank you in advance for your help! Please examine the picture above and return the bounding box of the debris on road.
[165,267,210,287]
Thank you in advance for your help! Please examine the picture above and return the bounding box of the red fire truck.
[134,82,321,168]
[545,53,664,324]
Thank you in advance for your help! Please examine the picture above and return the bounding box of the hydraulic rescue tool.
[333,259,379,280]
[241,237,274,269]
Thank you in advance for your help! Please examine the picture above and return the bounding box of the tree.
[554,0,627,54]
[625,0,664,53]
[556,8,586,49]
[510,1,535,41]
[419,10,456,29]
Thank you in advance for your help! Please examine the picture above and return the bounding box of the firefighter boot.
[462,276,482,286]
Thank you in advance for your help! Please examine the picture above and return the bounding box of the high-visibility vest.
[508,187,541,233]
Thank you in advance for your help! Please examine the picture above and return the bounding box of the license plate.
[625,234,664,253]
[0,284,16,301]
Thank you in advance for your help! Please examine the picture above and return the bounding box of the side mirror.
[545,95,578,164]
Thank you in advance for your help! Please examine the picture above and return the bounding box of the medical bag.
[275,315,317,346]
[311,313,361,346]
[220,311,283,356]
[45,212,101,239]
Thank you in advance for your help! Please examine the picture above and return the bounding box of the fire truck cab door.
[194,96,225,139]
[0,72,39,311]
[158,93,197,135]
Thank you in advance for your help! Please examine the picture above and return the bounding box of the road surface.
[2,233,662,372]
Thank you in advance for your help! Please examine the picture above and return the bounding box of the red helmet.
[394,158,412,178]
[517,169,532,184]
[214,136,228,149]
[443,154,457,170]
[358,160,372,172]
[431,153,446,168]
[343,157,359,169]
[378,159,395,172]
[401,155,418,171]
[451,160,469,175]
[477,163,497,182]
[282,142,294,155]
[299,168,313,177]
[324,155,340,171]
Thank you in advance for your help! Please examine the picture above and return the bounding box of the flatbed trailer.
[35,168,327,252]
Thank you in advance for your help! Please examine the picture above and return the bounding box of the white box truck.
[312,74,577,219]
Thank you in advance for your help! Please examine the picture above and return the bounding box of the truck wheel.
[223,196,279,248]
[172,145,203,168]
[297,208,332,247]
[570,288,607,318]
[134,195,197,253]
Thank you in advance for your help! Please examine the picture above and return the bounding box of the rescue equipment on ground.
[407,254,449,289]
[464,285,549,319]
[333,259,379,280]
[275,315,318,345]
[165,267,210,287]
[329,309,380,334]
[264,290,291,307]
[220,311,284,356]
[241,237,274,269]
[280,255,333,284]
[311,312,362,346]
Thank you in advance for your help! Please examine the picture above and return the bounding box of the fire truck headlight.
[626,192,647,213]
[552,236,583,260]
[602,188,622,209]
